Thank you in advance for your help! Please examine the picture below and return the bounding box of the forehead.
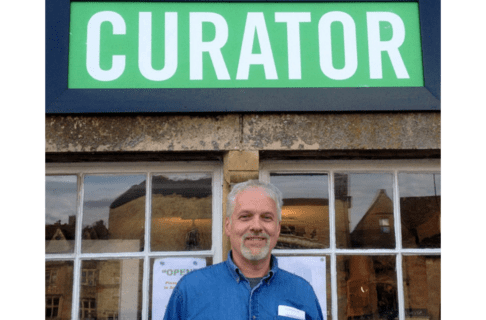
[234,187,277,212]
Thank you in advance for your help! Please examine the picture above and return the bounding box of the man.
[164,180,324,320]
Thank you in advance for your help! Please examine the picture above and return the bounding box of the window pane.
[270,174,329,249]
[80,259,143,320]
[151,173,212,251]
[337,255,398,320]
[335,173,395,249]
[403,256,440,320]
[46,261,73,320]
[149,257,213,319]
[46,176,77,254]
[399,173,441,248]
[82,175,146,253]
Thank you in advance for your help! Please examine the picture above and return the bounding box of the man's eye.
[263,216,273,221]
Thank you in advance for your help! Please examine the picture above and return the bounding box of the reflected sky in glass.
[83,175,146,227]
[46,176,77,225]
[270,174,329,199]
[399,173,441,197]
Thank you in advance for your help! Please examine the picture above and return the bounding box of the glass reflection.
[149,257,213,319]
[334,174,395,249]
[82,175,146,253]
[151,173,212,252]
[337,255,397,320]
[271,174,329,249]
[46,176,77,254]
[80,259,143,320]
[399,173,441,248]
[46,261,74,320]
[403,256,440,320]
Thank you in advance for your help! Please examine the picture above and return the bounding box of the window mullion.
[394,170,405,320]
[396,253,405,320]
[71,173,84,320]
[145,172,152,253]
[142,172,152,320]
[394,170,403,252]
[329,170,337,253]
[329,170,338,320]
[142,255,151,320]
[212,167,224,263]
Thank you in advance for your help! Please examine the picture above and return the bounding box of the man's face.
[225,187,280,262]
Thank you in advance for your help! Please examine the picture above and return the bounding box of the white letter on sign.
[237,12,278,80]
[275,12,311,80]
[139,12,178,81]
[86,11,126,81]
[318,11,357,80]
[190,12,230,80]
[367,12,409,79]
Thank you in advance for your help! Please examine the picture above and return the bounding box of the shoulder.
[275,268,316,293]
[176,261,227,288]
[277,268,311,285]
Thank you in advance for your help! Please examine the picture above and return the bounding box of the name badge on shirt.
[278,305,306,320]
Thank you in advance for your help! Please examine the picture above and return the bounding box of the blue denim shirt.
[163,251,324,320]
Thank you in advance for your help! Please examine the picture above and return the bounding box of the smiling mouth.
[246,237,267,241]
[243,234,269,243]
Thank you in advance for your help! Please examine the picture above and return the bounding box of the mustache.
[242,233,270,241]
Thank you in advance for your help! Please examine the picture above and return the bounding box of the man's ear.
[224,217,231,237]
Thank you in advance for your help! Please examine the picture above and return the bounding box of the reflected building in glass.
[349,189,396,249]
[45,169,440,320]
[46,261,74,320]
[45,174,213,320]
[104,174,213,252]
[271,173,331,249]
[271,172,440,320]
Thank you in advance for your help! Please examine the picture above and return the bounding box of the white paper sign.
[152,257,206,320]
[277,256,327,320]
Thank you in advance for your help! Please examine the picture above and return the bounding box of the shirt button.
[253,316,256,319]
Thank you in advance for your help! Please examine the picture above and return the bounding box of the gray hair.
[226,180,283,221]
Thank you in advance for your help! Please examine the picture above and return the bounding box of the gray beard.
[240,233,271,261]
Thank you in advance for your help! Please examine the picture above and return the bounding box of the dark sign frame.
[46,0,440,113]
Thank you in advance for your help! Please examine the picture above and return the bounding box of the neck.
[231,252,272,278]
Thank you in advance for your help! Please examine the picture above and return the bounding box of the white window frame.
[260,159,440,320]
[46,162,223,320]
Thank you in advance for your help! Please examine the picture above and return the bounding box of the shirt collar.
[225,250,279,284]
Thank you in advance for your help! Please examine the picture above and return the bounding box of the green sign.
[68,2,423,89]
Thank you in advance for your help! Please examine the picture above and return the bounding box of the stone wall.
[46,113,440,153]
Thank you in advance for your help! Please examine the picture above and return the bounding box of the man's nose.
[249,216,263,232]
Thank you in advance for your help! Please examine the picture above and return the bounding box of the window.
[46,269,58,287]
[46,296,60,319]
[379,218,390,234]
[261,160,440,320]
[45,162,222,320]
[107,313,119,320]
[79,298,96,320]
[81,269,96,286]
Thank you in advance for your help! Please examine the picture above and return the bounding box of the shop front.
[46,1,440,319]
